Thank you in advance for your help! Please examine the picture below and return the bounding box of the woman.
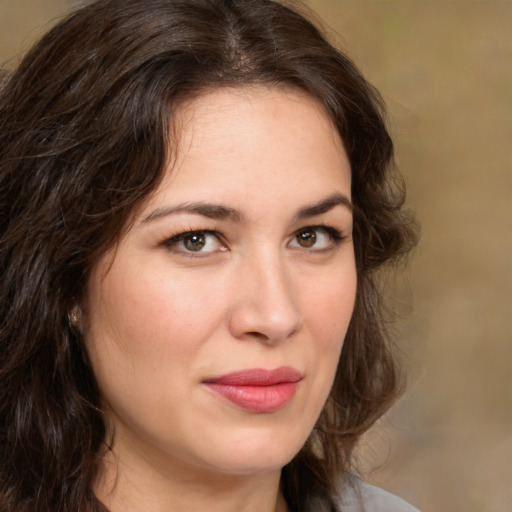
[0,1,418,511]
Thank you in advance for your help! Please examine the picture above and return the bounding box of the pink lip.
[203,367,303,413]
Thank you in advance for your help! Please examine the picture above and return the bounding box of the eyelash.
[296,225,345,245]
[161,224,345,256]
[161,228,224,255]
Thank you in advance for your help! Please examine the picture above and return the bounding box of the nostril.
[247,331,268,340]
[244,326,299,345]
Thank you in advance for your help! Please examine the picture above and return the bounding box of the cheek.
[84,261,229,380]
[302,268,357,344]
[83,264,227,436]
[301,266,357,389]
[285,268,356,438]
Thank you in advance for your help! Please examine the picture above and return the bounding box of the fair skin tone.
[84,86,356,512]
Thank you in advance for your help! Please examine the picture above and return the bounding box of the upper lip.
[203,366,303,386]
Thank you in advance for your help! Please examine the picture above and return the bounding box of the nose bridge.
[229,244,302,343]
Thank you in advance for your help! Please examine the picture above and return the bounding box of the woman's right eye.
[163,230,226,255]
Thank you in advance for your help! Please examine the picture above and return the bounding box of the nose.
[228,253,303,344]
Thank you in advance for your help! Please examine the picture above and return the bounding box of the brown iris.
[184,233,206,251]
[297,229,316,248]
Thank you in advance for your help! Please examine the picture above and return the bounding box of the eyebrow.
[142,193,352,224]
[142,202,245,223]
[294,193,352,220]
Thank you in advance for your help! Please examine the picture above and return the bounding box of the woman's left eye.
[163,230,225,254]
[289,226,342,250]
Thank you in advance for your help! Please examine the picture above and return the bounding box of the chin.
[196,427,307,476]
[209,454,294,476]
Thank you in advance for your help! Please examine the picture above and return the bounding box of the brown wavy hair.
[0,1,417,511]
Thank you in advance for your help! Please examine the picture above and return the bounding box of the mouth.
[202,367,303,413]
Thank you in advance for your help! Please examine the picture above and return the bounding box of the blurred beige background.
[1,1,511,511]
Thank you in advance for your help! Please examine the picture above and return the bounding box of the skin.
[84,86,357,512]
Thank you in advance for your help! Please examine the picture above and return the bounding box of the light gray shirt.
[305,475,419,512]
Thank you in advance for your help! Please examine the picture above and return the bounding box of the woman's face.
[85,87,356,478]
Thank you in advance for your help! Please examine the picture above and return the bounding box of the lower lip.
[205,382,300,413]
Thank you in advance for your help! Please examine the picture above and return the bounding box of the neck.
[94,444,288,512]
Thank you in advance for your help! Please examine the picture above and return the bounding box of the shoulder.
[305,474,419,512]
[337,474,419,512]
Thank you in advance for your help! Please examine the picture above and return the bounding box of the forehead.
[172,85,343,158]
[158,86,349,192]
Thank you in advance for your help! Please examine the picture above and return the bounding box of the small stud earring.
[68,306,83,333]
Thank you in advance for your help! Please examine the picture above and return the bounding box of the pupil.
[184,234,206,251]
[299,230,316,247]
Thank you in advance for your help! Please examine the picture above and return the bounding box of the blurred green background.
[1,1,511,511]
